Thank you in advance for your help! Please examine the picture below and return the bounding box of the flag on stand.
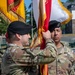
[0,0,25,24]
[33,0,72,75]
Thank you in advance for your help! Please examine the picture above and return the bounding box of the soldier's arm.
[64,47,75,74]
[15,39,57,65]
[30,39,56,64]
[11,30,57,65]
[24,31,57,64]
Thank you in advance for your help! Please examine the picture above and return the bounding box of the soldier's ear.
[15,33,21,40]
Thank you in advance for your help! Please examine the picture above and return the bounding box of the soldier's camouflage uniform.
[48,41,75,75]
[1,39,56,75]
[0,45,6,74]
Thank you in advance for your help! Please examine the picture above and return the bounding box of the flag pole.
[31,0,33,39]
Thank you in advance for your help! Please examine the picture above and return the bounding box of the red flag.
[39,1,51,75]
[33,0,51,75]
[39,0,52,49]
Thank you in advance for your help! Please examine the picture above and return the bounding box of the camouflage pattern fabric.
[0,44,7,74]
[1,39,57,75]
[48,41,75,75]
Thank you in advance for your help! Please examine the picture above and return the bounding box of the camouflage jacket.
[0,44,6,73]
[48,41,75,75]
[1,39,57,75]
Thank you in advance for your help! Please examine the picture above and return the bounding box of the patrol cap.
[7,21,32,35]
[48,20,61,32]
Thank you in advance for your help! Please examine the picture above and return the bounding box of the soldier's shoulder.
[9,46,25,59]
[61,41,72,51]
[61,41,70,47]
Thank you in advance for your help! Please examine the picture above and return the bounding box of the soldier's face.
[21,34,31,46]
[51,27,62,43]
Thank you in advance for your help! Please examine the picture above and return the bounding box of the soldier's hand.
[42,30,51,40]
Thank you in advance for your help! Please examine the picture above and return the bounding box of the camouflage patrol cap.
[48,20,61,32]
[7,21,32,35]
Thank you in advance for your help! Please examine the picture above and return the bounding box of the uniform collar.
[7,43,24,49]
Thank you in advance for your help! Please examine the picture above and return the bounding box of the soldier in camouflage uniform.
[0,43,7,73]
[48,20,75,75]
[1,21,57,75]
